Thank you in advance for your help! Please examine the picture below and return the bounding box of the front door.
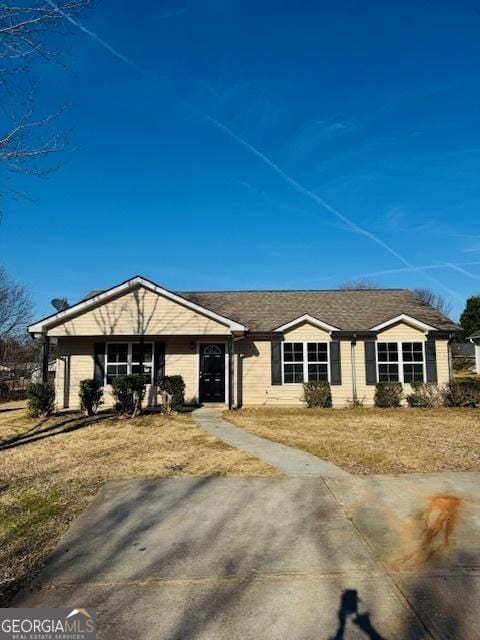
[199,343,226,403]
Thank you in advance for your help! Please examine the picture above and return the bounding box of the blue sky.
[2,0,480,319]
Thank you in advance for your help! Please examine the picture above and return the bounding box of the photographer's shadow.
[330,590,385,640]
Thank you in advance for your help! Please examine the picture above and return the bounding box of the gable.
[282,321,332,341]
[376,321,427,341]
[46,286,232,337]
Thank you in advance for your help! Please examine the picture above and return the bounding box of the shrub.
[374,382,403,408]
[79,378,104,416]
[452,357,475,373]
[442,379,480,408]
[406,382,443,408]
[27,381,55,417]
[7,388,28,401]
[0,381,9,401]
[302,381,332,408]
[158,375,185,411]
[111,374,146,417]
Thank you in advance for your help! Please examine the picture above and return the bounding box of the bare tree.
[414,288,452,317]
[0,333,42,376]
[337,278,380,290]
[0,266,33,338]
[0,1,91,185]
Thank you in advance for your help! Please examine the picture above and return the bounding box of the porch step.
[201,403,229,409]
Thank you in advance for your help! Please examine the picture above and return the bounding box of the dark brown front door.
[199,343,225,403]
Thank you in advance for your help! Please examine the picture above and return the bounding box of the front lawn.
[0,402,278,604]
[224,407,480,475]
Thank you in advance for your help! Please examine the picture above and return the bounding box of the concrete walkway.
[193,407,349,477]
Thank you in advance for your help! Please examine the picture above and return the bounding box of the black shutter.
[364,341,377,385]
[154,341,165,384]
[425,337,438,383]
[271,340,282,385]
[329,341,342,385]
[94,342,106,385]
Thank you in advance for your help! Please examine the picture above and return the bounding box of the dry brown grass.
[0,402,277,603]
[225,407,480,476]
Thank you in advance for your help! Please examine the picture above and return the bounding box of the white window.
[105,343,153,385]
[282,342,329,384]
[377,342,399,382]
[402,342,425,383]
[376,341,425,384]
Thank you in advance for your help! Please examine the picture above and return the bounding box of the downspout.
[229,334,245,409]
[351,334,357,404]
[447,332,454,381]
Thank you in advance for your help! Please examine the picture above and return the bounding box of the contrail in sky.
[204,115,412,269]
[47,0,143,72]
[205,114,465,301]
[444,262,480,281]
[307,260,480,283]
[43,2,471,303]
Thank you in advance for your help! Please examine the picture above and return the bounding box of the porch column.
[228,335,234,409]
[41,335,50,383]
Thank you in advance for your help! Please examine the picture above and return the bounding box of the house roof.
[451,342,475,357]
[470,331,480,339]
[31,277,460,335]
[178,289,460,332]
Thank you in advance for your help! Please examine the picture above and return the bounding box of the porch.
[49,335,237,410]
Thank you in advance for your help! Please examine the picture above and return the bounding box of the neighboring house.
[27,276,461,409]
[31,359,56,382]
[0,364,13,379]
[451,342,475,359]
[450,342,476,373]
[469,332,480,374]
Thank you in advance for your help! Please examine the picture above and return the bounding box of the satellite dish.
[51,298,69,312]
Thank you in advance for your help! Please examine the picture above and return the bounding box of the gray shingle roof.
[451,342,475,357]
[178,289,460,332]
[80,284,459,333]
[82,289,104,301]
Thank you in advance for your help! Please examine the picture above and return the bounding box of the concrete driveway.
[16,475,480,640]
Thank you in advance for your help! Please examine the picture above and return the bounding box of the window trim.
[376,340,426,384]
[105,341,154,385]
[281,341,330,385]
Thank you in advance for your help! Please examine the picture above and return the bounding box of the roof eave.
[369,313,439,333]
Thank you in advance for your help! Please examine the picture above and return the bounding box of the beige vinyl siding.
[55,338,94,409]
[375,322,428,342]
[353,340,375,405]
[54,320,452,410]
[47,287,230,337]
[281,323,330,341]
[165,337,198,404]
[238,322,355,406]
[435,339,451,385]
[237,321,451,407]
[354,324,450,405]
[55,336,210,409]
